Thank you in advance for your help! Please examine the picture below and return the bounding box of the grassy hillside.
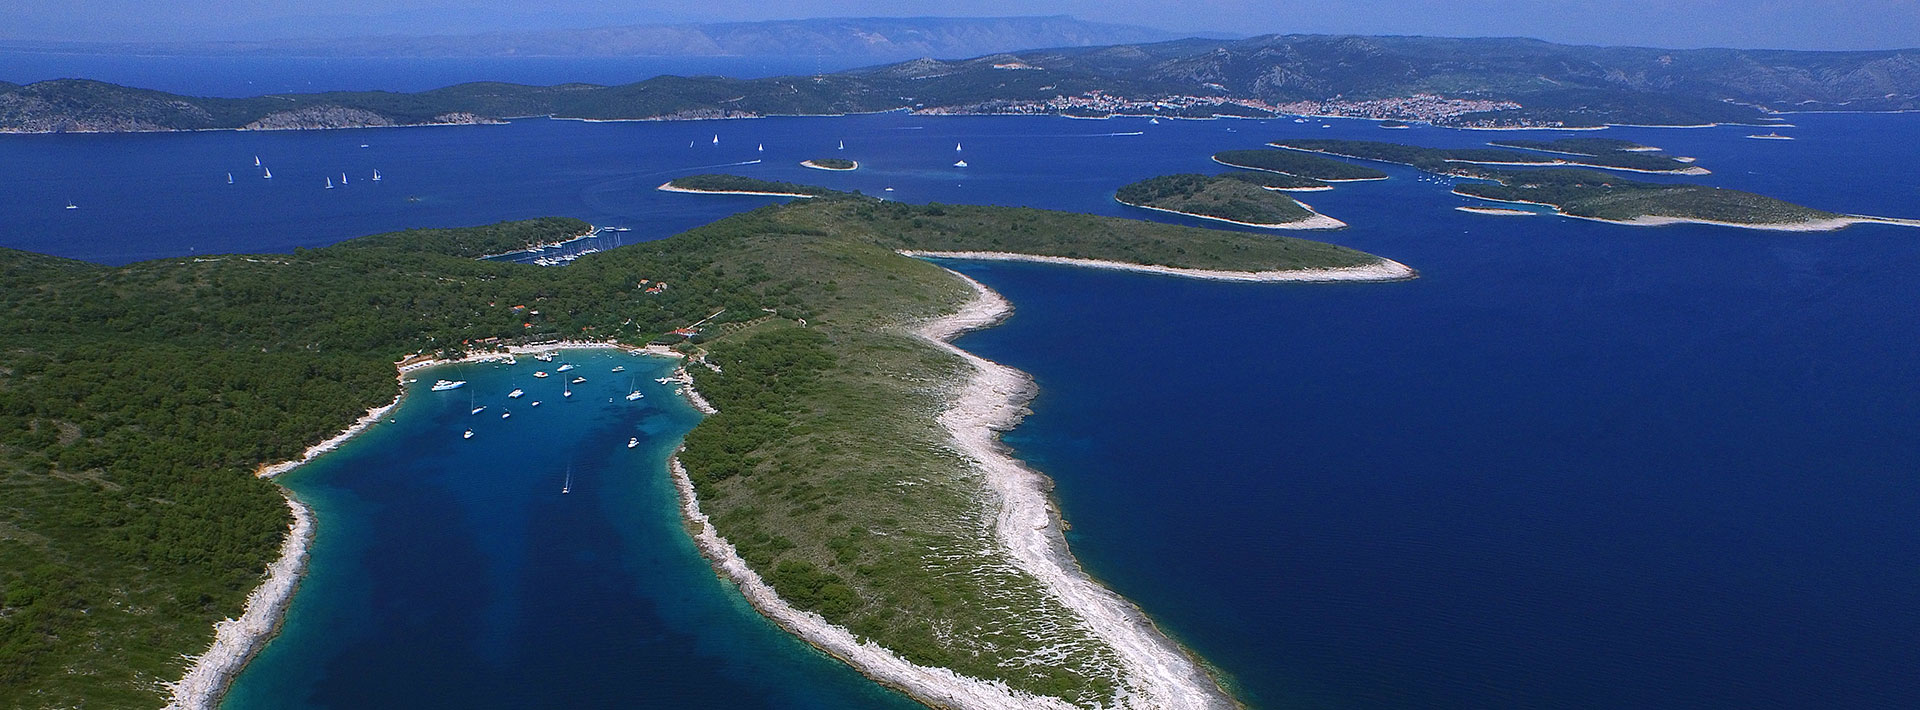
[0,195,1395,707]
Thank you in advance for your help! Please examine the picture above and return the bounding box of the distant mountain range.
[4,34,1917,133]
[0,16,1190,61]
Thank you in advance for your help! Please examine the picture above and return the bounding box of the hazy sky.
[7,0,1918,50]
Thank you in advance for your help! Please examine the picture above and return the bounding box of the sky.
[5,0,1918,50]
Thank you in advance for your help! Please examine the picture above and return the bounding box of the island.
[1453,168,1916,230]
[1488,137,1663,156]
[4,35,1917,132]
[0,191,1411,708]
[801,158,859,171]
[1271,138,1709,175]
[1211,149,1389,181]
[1115,173,1348,229]
[657,174,848,198]
[1378,119,1411,129]
[1218,170,1332,192]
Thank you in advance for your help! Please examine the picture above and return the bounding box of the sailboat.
[757,143,764,152]
[254,156,261,167]
[341,172,348,185]
[561,464,572,494]
[563,381,573,398]
[263,167,273,179]
[470,392,484,414]
[955,142,963,152]
[837,139,845,150]
[954,159,968,168]
[712,134,719,145]
[625,376,643,401]
[628,437,639,449]
[372,169,382,182]
[227,173,234,184]
[463,429,474,439]
[326,177,335,189]
[1150,117,1160,125]
[500,409,511,419]
[508,388,524,398]
[64,201,77,210]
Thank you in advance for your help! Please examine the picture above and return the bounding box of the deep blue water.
[223,352,918,709]
[3,106,1916,709]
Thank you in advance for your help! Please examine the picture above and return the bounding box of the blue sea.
[3,60,1917,708]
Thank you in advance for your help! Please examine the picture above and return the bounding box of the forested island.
[1271,138,1708,175]
[4,34,1916,131]
[801,158,858,171]
[1116,173,1347,229]
[0,191,1409,708]
[657,174,849,198]
[1451,168,1865,229]
[1212,149,1389,181]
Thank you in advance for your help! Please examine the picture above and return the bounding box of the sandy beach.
[899,249,1415,282]
[1116,196,1349,230]
[161,496,313,710]
[657,182,818,198]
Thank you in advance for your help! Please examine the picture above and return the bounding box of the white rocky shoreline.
[664,269,1242,709]
[897,249,1416,282]
[162,339,677,709]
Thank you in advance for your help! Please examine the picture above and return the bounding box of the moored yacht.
[430,379,466,391]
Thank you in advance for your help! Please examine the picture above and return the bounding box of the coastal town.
[914,90,1522,123]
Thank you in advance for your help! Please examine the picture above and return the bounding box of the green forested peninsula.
[1270,138,1705,174]
[1115,173,1332,227]
[1452,169,1843,226]
[0,192,1398,707]
[1211,149,1388,181]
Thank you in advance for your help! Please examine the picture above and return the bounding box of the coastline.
[657,182,819,199]
[1455,205,1536,216]
[1115,196,1349,231]
[170,338,677,708]
[161,495,313,710]
[898,250,1416,282]
[1452,190,1920,232]
[1209,155,1389,182]
[663,270,1239,708]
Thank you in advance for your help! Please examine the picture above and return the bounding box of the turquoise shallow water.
[222,350,917,709]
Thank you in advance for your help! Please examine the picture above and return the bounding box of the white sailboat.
[1150,117,1160,124]
[955,142,963,152]
[757,143,764,152]
[628,437,639,449]
[227,173,234,184]
[712,134,719,145]
[625,376,643,401]
[326,177,335,189]
[341,172,348,185]
[372,169,382,182]
[837,139,845,150]
[263,167,273,179]
[463,429,474,439]
[254,155,261,167]
[562,464,572,494]
[563,381,573,398]
[501,410,511,419]
[64,201,77,210]
[954,159,968,168]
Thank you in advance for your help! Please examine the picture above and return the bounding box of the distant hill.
[1,16,1191,61]
[4,34,1917,132]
